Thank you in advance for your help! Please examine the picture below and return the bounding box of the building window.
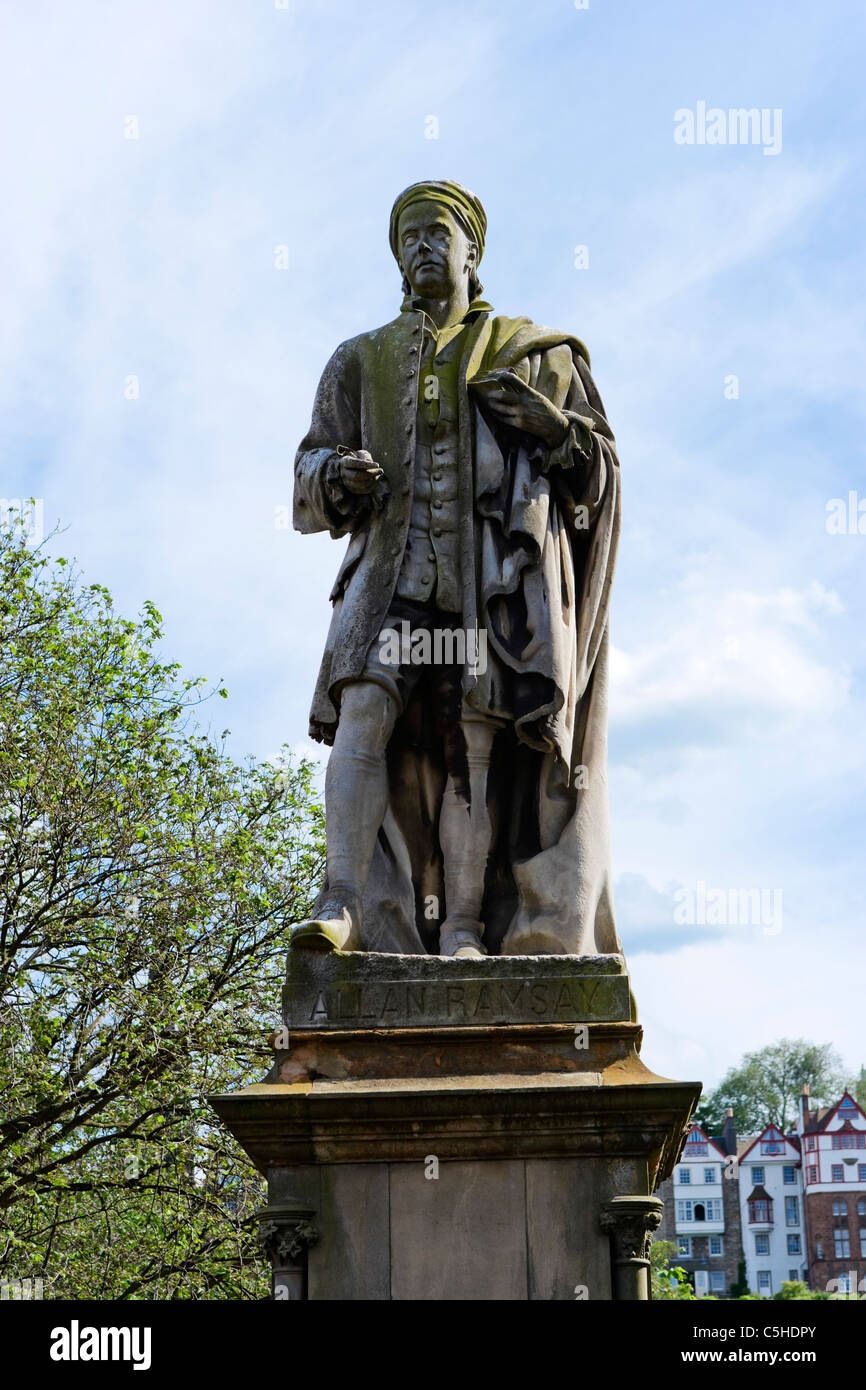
[859,1165,866,1182]
[805,1135,815,1151]
[678,1168,691,1184]
[784,1196,799,1226]
[704,1167,717,1185]
[706,1199,722,1221]
[807,1166,818,1183]
[832,1133,858,1150]
[751,1166,765,1185]
[832,1200,849,1259]
[710,1271,725,1293]
[860,1229,866,1258]
[816,1239,823,1259]
[755,1233,770,1255]
[783,1166,796,1184]
[684,1140,708,1157]
[762,1141,783,1155]
[748,1198,771,1224]
[709,1236,723,1256]
[677,1236,691,1257]
[788,1268,799,1282]
[757,1271,772,1294]
[786,1234,801,1256]
[831,1165,844,1182]
[831,1133,864,1149]
[837,1272,853,1294]
[676,1200,693,1223]
[859,1200,866,1220]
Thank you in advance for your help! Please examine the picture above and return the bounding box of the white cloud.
[632,932,863,1092]
[611,578,850,726]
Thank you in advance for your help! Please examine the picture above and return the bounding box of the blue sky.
[2,0,864,1091]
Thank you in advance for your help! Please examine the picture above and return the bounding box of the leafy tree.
[0,520,324,1298]
[650,1239,698,1300]
[695,1039,846,1135]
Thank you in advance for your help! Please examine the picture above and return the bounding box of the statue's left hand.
[480,371,570,447]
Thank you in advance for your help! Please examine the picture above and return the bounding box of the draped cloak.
[293,301,622,956]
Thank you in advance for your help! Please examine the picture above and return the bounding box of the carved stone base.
[210,951,699,1301]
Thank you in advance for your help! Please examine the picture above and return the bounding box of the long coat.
[294,301,622,957]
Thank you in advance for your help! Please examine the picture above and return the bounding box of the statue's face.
[397,200,477,298]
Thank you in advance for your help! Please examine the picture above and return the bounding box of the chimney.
[721,1107,737,1156]
[799,1084,811,1131]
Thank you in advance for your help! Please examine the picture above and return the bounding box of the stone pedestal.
[210,951,699,1301]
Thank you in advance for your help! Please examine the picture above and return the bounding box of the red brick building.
[795,1086,866,1296]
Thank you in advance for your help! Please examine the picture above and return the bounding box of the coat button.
[401,485,410,497]
[432,471,442,481]
[432,527,443,537]
[405,424,413,435]
[432,500,442,510]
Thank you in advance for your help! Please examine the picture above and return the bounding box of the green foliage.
[0,522,325,1298]
[650,1239,698,1300]
[695,1038,846,1134]
[773,1281,827,1300]
[729,1257,750,1299]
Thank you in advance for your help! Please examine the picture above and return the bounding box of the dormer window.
[748,1189,774,1225]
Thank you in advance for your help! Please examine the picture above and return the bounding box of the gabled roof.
[681,1123,727,1160]
[746,1185,773,1203]
[739,1122,800,1163]
[802,1091,866,1134]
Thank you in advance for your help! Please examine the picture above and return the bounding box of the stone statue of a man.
[291,180,622,959]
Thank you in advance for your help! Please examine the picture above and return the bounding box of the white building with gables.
[658,1120,741,1297]
[737,1123,806,1297]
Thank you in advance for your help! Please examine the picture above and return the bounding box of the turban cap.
[389,180,487,264]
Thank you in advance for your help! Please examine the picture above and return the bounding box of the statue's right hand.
[337,447,386,495]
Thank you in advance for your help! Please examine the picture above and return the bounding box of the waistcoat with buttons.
[294,304,497,729]
[395,319,465,612]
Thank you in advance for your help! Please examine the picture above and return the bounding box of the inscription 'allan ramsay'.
[308,977,603,1024]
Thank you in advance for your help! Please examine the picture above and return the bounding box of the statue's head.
[389,180,486,301]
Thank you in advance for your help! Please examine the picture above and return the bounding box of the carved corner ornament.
[258,1206,319,1268]
[600,1195,663,1301]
